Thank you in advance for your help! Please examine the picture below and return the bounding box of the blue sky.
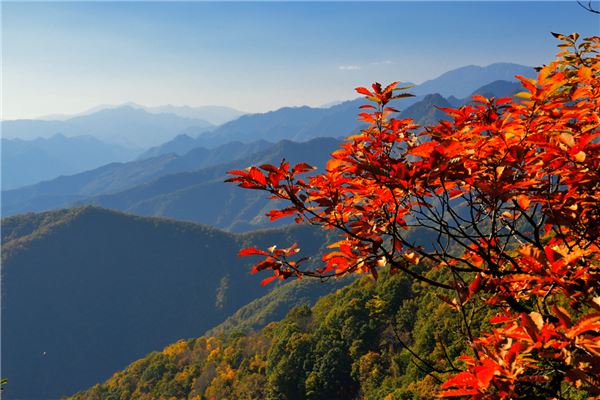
[2,1,598,119]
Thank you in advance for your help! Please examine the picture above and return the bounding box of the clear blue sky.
[2,1,598,119]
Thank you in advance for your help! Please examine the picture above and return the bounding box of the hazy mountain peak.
[414,62,534,98]
[469,79,522,98]
[399,93,451,126]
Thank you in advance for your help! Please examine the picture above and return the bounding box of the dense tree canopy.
[227,34,600,398]
[71,272,473,400]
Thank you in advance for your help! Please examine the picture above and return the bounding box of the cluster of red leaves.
[227,33,600,398]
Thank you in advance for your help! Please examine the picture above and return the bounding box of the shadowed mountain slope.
[1,206,330,399]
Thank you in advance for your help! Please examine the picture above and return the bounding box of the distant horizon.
[20,61,529,122]
[3,1,598,120]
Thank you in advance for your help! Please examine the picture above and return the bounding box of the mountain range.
[1,139,276,216]
[413,62,534,97]
[169,64,533,149]
[39,103,245,126]
[1,134,141,190]
[1,138,340,231]
[1,62,532,193]
[2,106,214,148]
[2,76,522,226]
[86,137,341,232]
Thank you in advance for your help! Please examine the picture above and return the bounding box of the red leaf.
[239,247,269,257]
[468,273,483,297]
[249,167,267,186]
[293,162,315,174]
[475,359,498,389]
[355,87,372,96]
[227,169,249,177]
[251,259,278,273]
[383,81,399,94]
[266,207,297,221]
[259,164,280,173]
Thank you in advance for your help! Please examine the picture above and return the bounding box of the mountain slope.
[468,79,522,99]
[1,134,141,190]
[138,134,271,160]
[136,134,200,159]
[204,275,354,337]
[400,93,452,126]
[68,269,477,400]
[1,140,275,217]
[0,206,330,400]
[413,63,534,98]
[195,105,336,147]
[87,137,341,231]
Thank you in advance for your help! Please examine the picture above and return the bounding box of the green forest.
[70,271,482,400]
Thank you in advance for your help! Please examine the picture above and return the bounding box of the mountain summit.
[413,63,534,98]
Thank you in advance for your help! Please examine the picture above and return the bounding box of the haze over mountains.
[2,138,340,231]
[38,103,245,126]
[1,63,532,191]
[2,106,215,148]
[1,74,525,226]
[1,62,536,400]
[1,134,141,190]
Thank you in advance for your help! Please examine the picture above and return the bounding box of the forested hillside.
[1,207,333,399]
[69,271,477,400]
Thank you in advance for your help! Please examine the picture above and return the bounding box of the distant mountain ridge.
[2,106,214,147]
[85,137,342,231]
[138,104,246,125]
[138,134,272,160]
[3,63,531,150]
[38,103,245,126]
[1,134,141,190]
[400,93,452,126]
[193,64,531,148]
[2,78,525,225]
[414,62,534,98]
[1,140,276,216]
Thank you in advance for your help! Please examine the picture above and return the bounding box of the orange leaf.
[409,141,437,158]
[355,87,372,96]
[326,158,345,171]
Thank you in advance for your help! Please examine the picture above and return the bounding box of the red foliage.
[227,33,600,398]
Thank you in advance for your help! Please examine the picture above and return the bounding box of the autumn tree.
[227,33,600,399]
